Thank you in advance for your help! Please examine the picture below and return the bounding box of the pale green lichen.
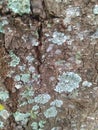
[32,105,39,111]
[9,51,20,67]
[38,120,46,129]
[28,99,34,104]
[31,120,46,130]
[0,110,10,120]
[31,122,38,130]
[0,21,4,33]
[50,99,63,108]
[34,94,51,104]
[44,106,57,118]
[8,0,31,15]
[0,121,4,128]
[0,19,8,33]
[93,5,98,15]
[54,72,82,93]
[14,73,30,83]
[30,110,37,119]
[49,31,69,45]
[14,75,21,81]
[20,86,34,99]
[13,111,30,122]
[0,91,9,101]
[20,73,30,83]
[31,105,40,119]
[32,74,40,82]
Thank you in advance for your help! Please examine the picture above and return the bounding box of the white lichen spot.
[67,25,72,31]
[0,121,4,128]
[14,75,21,81]
[44,106,57,118]
[82,81,92,87]
[46,44,54,52]
[54,72,82,93]
[0,110,10,120]
[51,127,62,130]
[18,65,26,71]
[31,38,39,46]
[93,5,98,15]
[49,76,55,81]
[66,6,81,18]
[63,17,71,25]
[55,49,62,55]
[15,83,22,89]
[50,99,63,108]
[34,94,51,104]
[55,0,62,3]
[0,91,9,101]
[9,51,20,67]
[19,101,27,107]
[29,66,35,73]
[13,112,30,122]
[26,55,34,63]
[76,30,89,41]
[49,31,69,45]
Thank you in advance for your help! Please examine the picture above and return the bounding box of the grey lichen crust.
[8,0,31,15]
[54,72,82,93]
[13,112,30,122]
[9,51,20,67]
[44,106,57,118]
[49,31,69,45]
[50,99,63,108]
[0,91,9,101]
[34,94,51,104]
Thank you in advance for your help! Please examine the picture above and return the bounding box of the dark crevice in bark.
[30,0,44,77]
[33,21,43,91]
